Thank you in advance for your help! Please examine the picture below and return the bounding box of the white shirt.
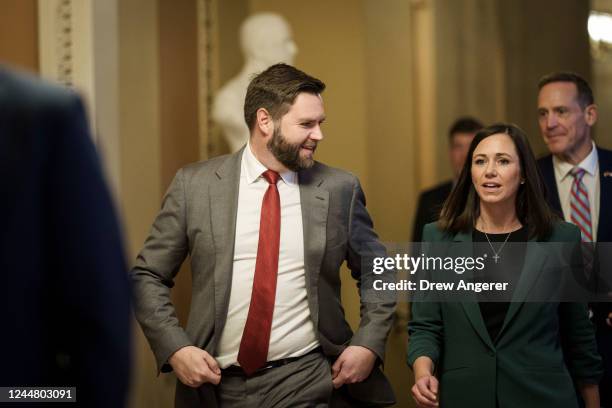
[215,143,319,368]
[553,142,600,241]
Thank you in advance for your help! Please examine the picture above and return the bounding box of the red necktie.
[569,167,593,242]
[237,170,281,375]
[569,167,595,278]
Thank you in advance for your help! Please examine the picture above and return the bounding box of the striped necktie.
[569,167,593,242]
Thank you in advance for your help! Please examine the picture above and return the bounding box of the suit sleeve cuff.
[350,331,386,363]
[153,327,193,374]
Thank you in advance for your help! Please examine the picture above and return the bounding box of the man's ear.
[584,104,598,127]
[256,108,274,136]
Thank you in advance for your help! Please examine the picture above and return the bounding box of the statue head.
[240,12,298,66]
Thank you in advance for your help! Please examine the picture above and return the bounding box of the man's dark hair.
[439,123,557,240]
[538,71,594,109]
[448,117,484,139]
[244,63,326,131]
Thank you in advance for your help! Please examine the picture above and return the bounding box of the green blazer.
[407,221,602,408]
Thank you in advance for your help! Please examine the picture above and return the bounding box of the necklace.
[483,231,512,264]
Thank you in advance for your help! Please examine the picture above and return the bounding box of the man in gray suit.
[131,63,396,407]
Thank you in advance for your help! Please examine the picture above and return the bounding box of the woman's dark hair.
[438,123,557,239]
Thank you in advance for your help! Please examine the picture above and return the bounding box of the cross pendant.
[493,254,500,264]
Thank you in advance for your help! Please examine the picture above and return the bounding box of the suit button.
[487,350,495,357]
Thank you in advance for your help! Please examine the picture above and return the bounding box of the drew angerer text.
[373,279,509,293]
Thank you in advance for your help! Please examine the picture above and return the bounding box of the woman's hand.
[412,374,439,407]
[412,356,439,407]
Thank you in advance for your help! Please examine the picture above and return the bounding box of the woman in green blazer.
[407,124,602,408]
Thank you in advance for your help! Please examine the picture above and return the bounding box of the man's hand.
[331,346,377,389]
[168,346,221,387]
[607,311,611,327]
[412,375,439,407]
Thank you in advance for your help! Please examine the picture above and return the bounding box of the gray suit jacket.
[131,148,396,407]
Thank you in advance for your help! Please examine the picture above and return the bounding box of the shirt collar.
[243,142,297,185]
[553,141,598,182]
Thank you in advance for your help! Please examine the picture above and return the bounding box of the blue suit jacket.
[538,147,612,405]
[0,67,131,407]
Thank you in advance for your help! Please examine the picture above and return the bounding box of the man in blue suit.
[0,67,131,407]
[536,71,612,406]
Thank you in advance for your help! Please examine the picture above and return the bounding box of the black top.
[473,226,528,343]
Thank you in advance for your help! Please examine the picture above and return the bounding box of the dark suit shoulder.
[411,181,453,242]
[419,181,453,201]
[310,161,357,182]
[537,154,553,167]
[0,66,80,114]
[547,221,581,242]
[597,146,612,166]
[422,222,445,241]
[300,161,361,195]
[537,154,555,181]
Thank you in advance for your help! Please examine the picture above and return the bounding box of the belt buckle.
[258,358,287,373]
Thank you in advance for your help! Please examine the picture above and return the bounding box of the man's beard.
[267,126,316,172]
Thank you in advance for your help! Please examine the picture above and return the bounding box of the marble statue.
[212,12,298,152]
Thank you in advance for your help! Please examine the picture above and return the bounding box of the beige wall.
[120,0,201,406]
[361,3,416,404]
[119,1,169,406]
[434,0,506,179]
[158,0,200,324]
[207,0,249,156]
[0,0,38,72]
[498,0,592,156]
[592,0,612,149]
[216,0,249,85]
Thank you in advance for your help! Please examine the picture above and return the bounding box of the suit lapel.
[540,155,563,215]
[455,231,548,348]
[298,166,329,330]
[209,149,243,346]
[453,231,496,351]
[597,147,612,242]
[497,238,548,339]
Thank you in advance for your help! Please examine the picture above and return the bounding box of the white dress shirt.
[553,142,600,241]
[216,144,319,368]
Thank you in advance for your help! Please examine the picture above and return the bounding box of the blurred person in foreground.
[412,117,483,242]
[407,123,602,407]
[0,66,131,407]
[536,71,612,406]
